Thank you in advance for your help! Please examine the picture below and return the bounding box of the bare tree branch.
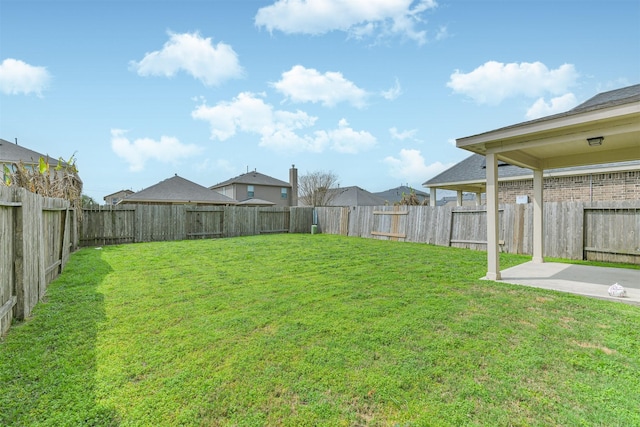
[299,170,339,207]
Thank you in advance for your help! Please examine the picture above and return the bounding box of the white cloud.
[110,129,203,172]
[0,58,51,96]
[255,0,437,44]
[191,92,277,141]
[384,148,450,182]
[447,61,579,105]
[271,65,367,108]
[192,93,375,153]
[321,118,377,153]
[389,127,417,141]
[381,78,402,100]
[525,93,578,120]
[129,31,243,86]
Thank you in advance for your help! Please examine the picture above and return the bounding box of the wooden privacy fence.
[1,186,76,336]
[81,205,314,246]
[315,200,640,264]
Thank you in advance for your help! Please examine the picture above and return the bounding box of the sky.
[1,0,639,203]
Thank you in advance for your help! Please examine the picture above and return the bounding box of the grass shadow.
[0,247,119,426]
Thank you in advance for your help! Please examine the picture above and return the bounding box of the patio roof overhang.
[455,95,640,281]
[457,101,640,171]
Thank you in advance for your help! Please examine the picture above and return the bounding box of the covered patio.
[455,85,640,284]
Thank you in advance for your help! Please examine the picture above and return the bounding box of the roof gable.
[104,189,134,198]
[123,175,237,204]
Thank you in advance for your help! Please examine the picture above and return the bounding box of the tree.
[396,188,429,206]
[81,194,98,208]
[299,170,339,207]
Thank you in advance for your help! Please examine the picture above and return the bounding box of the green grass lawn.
[1,234,639,426]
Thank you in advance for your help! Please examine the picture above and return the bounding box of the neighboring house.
[1,138,67,183]
[210,165,298,207]
[424,84,640,205]
[324,186,387,207]
[120,174,237,205]
[374,185,430,205]
[103,189,135,205]
[423,153,640,205]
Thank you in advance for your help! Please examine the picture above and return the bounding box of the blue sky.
[1,0,638,202]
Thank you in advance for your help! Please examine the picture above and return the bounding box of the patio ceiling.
[457,100,640,171]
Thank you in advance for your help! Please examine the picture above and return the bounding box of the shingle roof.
[0,138,62,166]
[210,170,291,189]
[424,154,640,187]
[571,83,640,113]
[374,185,430,204]
[104,189,135,199]
[122,175,237,204]
[327,186,387,206]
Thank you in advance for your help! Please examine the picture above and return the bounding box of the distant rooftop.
[424,154,640,187]
[123,175,237,204]
[326,186,387,207]
[374,185,430,204]
[210,170,291,189]
[0,138,62,166]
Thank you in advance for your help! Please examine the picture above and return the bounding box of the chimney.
[289,164,298,207]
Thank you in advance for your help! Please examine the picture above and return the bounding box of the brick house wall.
[498,171,640,203]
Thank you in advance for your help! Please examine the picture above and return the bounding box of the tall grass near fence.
[1,235,639,426]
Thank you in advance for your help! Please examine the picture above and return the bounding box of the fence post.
[13,189,26,320]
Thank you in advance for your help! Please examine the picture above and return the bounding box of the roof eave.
[457,102,640,154]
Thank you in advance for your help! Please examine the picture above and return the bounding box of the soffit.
[457,102,640,170]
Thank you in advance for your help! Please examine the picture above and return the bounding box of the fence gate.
[449,208,506,251]
[371,206,407,241]
[583,207,640,264]
[186,209,224,239]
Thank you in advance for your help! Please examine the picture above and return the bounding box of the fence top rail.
[373,210,408,215]
[0,201,22,207]
[452,208,504,213]
[584,207,640,210]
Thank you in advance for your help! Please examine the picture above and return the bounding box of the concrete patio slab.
[493,262,640,305]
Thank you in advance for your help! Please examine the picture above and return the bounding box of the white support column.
[430,188,436,207]
[532,168,544,263]
[456,191,463,206]
[485,153,501,280]
[475,192,482,206]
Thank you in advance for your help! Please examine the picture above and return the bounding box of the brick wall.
[498,171,640,203]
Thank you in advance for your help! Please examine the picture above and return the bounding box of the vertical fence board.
[290,207,313,233]
[0,187,17,336]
